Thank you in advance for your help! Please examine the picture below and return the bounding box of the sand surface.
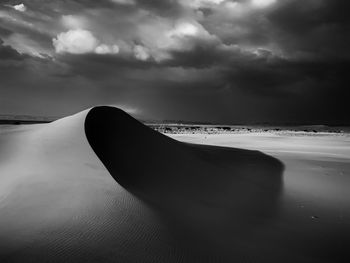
[170,133,350,262]
[0,106,349,262]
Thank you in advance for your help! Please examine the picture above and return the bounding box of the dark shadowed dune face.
[85,106,283,198]
[85,106,285,260]
[85,106,189,189]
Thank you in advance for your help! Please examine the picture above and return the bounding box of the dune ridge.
[85,107,283,218]
[1,106,287,262]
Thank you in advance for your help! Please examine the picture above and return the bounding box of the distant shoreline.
[0,120,52,125]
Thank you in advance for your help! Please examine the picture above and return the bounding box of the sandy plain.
[0,106,349,262]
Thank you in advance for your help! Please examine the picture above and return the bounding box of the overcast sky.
[0,0,349,124]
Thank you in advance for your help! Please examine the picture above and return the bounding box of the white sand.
[0,106,349,262]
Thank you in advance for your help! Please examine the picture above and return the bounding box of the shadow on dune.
[85,106,285,260]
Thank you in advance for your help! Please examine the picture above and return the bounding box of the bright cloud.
[53,29,99,54]
[13,3,26,12]
[53,29,120,55]
[164,21,217,50]
[251,0,276,8]
[95,44,120,54]
[110,0,135,5]
[167,21,215,42]
[136,20,218,58]
[133,45,150,61]
[169,23,200,38]
[181,0,225,9]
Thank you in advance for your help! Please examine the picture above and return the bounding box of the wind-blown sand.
[0,106,349,262]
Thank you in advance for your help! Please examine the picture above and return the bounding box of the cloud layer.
[0,0,349,123]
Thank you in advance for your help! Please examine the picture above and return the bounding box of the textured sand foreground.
[0,106,349,262]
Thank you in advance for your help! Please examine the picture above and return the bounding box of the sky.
[0,0,349,124]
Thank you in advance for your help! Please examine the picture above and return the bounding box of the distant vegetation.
[148,124,348,134]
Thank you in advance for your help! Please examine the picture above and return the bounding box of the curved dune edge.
[0,105,285,262]
[85,106,283,206]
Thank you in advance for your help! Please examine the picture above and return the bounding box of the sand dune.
[0,106,348,262]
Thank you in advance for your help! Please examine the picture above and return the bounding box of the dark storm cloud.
[267,0,350,59]
[27,0,183,15]
[223,58,349,96]
[55,53,159,80]
[0,26,12,37]
[0,0,349,124]
[0,38,27,60]
[268,0,350,34]
[135,0,183,16]
[166,46,227,68]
